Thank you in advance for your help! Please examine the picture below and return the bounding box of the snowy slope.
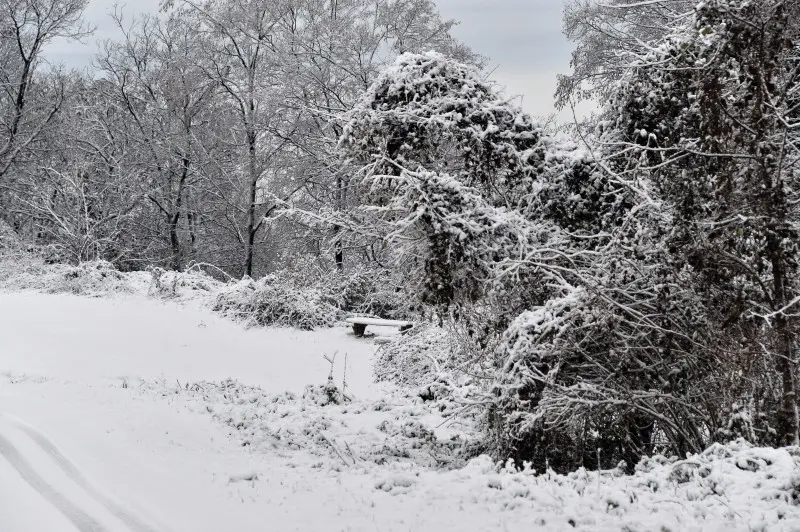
[2,291,800,532]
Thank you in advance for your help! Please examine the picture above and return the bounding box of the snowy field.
[1,287,800,531]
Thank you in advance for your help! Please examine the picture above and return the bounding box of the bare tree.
[276,0,480,270]
[557,0,693,109]
[97,9,218,269]
[171,0,300,277]
[0,0,90,180]
[8,75,145,263]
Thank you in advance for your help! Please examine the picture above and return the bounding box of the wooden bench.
[345,316,413,337]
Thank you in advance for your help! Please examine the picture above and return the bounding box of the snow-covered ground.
[2,288,800,531]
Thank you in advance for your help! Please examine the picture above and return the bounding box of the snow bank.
[145,376,800,531]
[428,440,800,531]
[145,378,473,470]
[0,259,143,296]
[0,247,222,300]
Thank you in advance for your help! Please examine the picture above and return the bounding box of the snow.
[344,317,411,328]
[2,287,800,531]
[0,292,379,398]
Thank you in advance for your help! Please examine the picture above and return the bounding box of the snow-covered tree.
[341,52,690,470]
[557,0,694,108]
[612,0,800,445]
[17,77,146,264]
[340,52,559,313]
[96,10,221,270]
[0,0,90,180]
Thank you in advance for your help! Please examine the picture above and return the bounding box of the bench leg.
[352,323,367,337]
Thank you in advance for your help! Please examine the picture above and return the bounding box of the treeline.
[0,0,476,276]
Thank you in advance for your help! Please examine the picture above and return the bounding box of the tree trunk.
[0,57,33,179]
[169,155,191,271]
[333,169,344,270]
[187,207,197,262]
[333,225,343,270]
[243,127,258,278]
[769,236,800,445]
[168,214,181,271]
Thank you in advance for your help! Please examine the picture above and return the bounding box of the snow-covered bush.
[451,439,800,530]
[158,378,473,469]
[319,265,408,319]
[148,266,223,299]
[374,324,455,388]
[212,273,339,330]
[0,225,142,296]
[303,381,345,407]
[0,258,136,296]
[211,263,412,330]
[374,323,492,425]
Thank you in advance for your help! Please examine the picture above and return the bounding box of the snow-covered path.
[0,414,160,532]
[0,292,385,532]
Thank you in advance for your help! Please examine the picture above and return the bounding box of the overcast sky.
[43,0,573,118]
[437,0,572,117]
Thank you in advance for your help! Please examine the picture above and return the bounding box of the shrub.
[320,265,408,319]
[0,258,135,296]
[374,323,491,420]
[374,324,454,387]
[213,273,339,330]
[148,266,223,298]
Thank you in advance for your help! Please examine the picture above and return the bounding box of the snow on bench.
[345,316,412,337]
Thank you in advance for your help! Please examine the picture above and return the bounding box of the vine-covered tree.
[340,52,684,470]
[342,0,800,469]
[612,0,800,445]
[340,52,558,317]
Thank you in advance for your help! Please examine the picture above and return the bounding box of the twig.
[344,440,361,464]
[186,261,235,281]
[319,431,351,467]
[323,351,338,381]
[342,352,348,397]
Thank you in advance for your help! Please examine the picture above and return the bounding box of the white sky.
[43,0,574,118]
[436,0,573,118]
